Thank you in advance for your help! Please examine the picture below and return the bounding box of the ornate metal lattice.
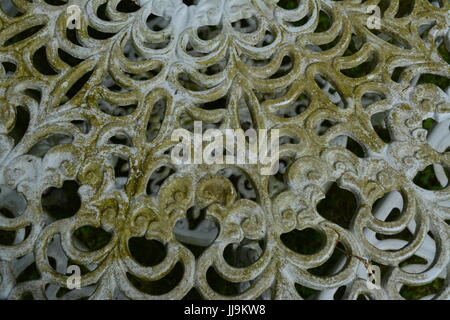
[0,0,449,300]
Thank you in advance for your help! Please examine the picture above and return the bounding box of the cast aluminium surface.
[0,0,449,300]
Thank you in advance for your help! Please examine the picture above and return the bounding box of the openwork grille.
[0,0,449,300]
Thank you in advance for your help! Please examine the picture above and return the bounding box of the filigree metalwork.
[0,0,449,300]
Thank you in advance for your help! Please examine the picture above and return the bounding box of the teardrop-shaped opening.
[146,165,175,197]
[126,262,184,295]
[41,180,81,220]
[330,135,366,158]
[2,61,17,76]
[231,16,259,34]
[316,119,337,136]
[400,278,444,300]
[59,70,94,106]
[0,228,16,245]
[277,0,300,10]
[206,267,243,296]
[182,0,200,6]
[87,26,117,40]
[96,3,111,21]
[0,185,27,218]
[197,25,222,41]
[198,96,227,110]
[281,228,325,255]
[58,49,84,67]
[108,133,133,147]
[274,92,310,118]
[371,112,392,143]
[268,156,293,197]
[128,237,166,267]
[270,55,294,79]
[73,226,112,252]
[16,262,41,283]
[295,283,320,299]
[32,46,58,75]
[417,73,450,92]
[437,38,450,64]
[341,53,378,78]
[316,182,358,229]
[146,98,167,142]
[314,11,331,33]
[116,0,141,13]
[223,239,265,268]
[4,25,45,47]
[112,155,130,189]
[413,164,449,190]
[146,14,170,31]
[28,134,73,158]
[9,106,29,146]
[361,91,385,108]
